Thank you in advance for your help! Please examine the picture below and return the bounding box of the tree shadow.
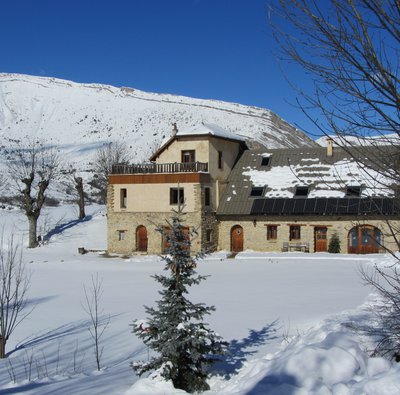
[8,313,119,357]
[214,320,280,377]
[0,381,49,394]
[246,372,299,395]
[24,295,58,310]
[43,215,92,242]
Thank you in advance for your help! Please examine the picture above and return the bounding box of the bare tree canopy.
[0,235,31,358]
[93,141,131,203]
[7,140,60,248]
[269,0,400,181]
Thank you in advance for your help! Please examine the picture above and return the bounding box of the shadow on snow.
[215,320,280,377]
[43,215,92,243]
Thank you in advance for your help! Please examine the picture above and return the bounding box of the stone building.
[108,124,399,255]
[107,123,247,255]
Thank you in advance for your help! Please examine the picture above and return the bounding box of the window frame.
[218,151,223,170]
[118,230,126,241]
[204,187,211,206]
[120,188,127,209]
[261,156,271,166]
[250,187,264,197]
[289,225,301,240]
[206,229,212,243]
[170,187,185,205]
[346,186,362,197]
[266,225,278,240]
[181,150,195,163]
[294,186,309,197]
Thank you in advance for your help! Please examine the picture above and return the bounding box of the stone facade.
[107,125,399,256]
[218,216,400,254]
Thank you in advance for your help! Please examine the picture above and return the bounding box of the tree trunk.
[28,215,38,248]
[0,337,6,358]
[74,177,86,220]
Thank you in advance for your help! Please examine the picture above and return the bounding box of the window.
[218,151,223,169]
[261,156,271,166]
[267,225,278,240]
[120,188,127,208]
[289,225,301,240]
[295,186,309,197]
[170,188,184,205]
[346,186,362,197]
[204,187,211,206]
[181,150,195,163]
[250,187,264,197]
[206,229,212,243]
[118,230,126,241]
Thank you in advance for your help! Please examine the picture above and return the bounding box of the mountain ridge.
[0,73,317,201]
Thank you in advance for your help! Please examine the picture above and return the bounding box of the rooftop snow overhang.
[149,124,248,161]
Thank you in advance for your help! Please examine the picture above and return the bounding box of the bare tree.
[73,175,86,220]
[356,264,400,361]
[7,141,60,248]
[270,0,400,357]
[82,274,109,371]
[92,142,131,204]
[269,0,399,184]
[0,235,31,358]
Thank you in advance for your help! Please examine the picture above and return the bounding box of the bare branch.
[0,234,32,358]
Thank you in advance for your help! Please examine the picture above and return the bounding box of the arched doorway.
[136,225,148,252]
[348,225,382,254]
[231,225,244,252]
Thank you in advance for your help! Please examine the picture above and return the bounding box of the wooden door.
[314,227,327,252]
[162,227,171,253]
[136,226,148,252]
[348,225,381,254]
[359,226,380,254]
[231,225,244,252]
[162,226,190,253]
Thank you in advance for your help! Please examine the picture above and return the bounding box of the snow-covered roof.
[176,122,246,142]
[150,123,247,161]
[217,145,399,216]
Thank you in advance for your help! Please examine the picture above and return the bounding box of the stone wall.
[218,216,400,253]
[108,184,205,255]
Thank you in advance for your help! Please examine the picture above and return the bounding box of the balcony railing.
[112,161,209,175]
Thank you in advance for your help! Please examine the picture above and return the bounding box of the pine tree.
[328,232,341,253]
[131,206,226,393]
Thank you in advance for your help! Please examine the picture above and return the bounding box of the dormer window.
[295,186,309,197]
[346,186,362,197]
[261,156,271,166]
[250,187,264,197]
[182,150,195,163]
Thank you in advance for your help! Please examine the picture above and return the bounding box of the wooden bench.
[282,242,309,252]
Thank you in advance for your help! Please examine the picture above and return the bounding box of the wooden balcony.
[112,161,208,175]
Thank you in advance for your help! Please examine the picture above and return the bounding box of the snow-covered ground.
[0,205,399,394]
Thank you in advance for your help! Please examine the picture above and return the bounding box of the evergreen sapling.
[328,232,341,253]
[131,206,226,393]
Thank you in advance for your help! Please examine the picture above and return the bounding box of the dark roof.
[217,145,399,217]
[250,197,400,216]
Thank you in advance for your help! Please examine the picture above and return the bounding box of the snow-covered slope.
[0,73,315,167]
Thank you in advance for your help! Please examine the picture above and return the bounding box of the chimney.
[172,122,178,136]
[326,137,334,157]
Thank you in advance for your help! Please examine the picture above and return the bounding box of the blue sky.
[1,0,320,138]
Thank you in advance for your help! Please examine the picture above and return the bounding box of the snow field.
[0,205,399,394]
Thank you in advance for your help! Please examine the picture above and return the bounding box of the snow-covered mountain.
[0,73,316,201]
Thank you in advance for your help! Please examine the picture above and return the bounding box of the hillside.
[0,73,316,201]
